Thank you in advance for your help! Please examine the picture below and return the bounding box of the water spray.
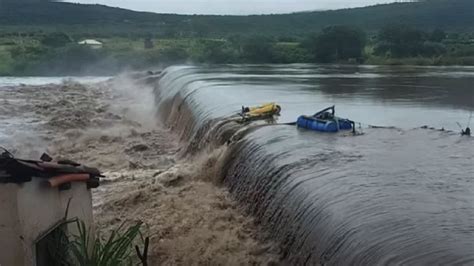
[468,111,472,127]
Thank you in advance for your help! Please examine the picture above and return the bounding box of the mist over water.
[0,76,111,155]
[154,64,474,264]
[0,76,111,87]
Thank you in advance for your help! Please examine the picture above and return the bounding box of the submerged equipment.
[240,102,281,121]
[457,122,472,137]
[463,112,472,136]
[461,127,471,136]
[297,105,355,133]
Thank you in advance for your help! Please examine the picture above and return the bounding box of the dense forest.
[1,0,473,37]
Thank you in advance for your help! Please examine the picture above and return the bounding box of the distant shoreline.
[2,62,474,77]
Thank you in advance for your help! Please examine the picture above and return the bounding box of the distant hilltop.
[0,0,473,36]
[0,0,59,2]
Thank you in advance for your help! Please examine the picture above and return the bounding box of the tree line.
[1,0,473,38]
[1,24,473,75]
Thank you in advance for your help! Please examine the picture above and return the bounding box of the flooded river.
[154,64,474,265]
[0,76,110,148]
[1,65,473,265]
[0,76,110,87]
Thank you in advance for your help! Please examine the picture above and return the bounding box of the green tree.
[375,24,425,57]
[190,39,237,63]
[430,28,446,42]
[273,43,310,63]
[305,25,366,63]
[421,41,446,56]
[156,47,189,63]
[238,36,276,63]
[9,45,46,60]
[144,34,154,49]
[40,32,72,48]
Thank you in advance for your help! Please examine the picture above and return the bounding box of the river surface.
[0,76,111,148]
[154,64,474,265]
[1,65,473,265]
[0,76,110,87]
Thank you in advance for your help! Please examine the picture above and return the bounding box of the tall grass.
[68,220,145,266]
[44,219,147,266]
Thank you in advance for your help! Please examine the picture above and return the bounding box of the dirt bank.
[0,77,280,265]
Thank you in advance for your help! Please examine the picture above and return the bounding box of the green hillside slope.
[0,0,473,36]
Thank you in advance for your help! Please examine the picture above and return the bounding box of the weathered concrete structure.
[0,178,93,266]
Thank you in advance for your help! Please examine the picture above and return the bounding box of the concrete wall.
[0,178,93,266]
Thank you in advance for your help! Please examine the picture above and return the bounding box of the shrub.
[238,35,276,63]
[189,39,238,63]
[45,219,147,266]
[303,25,366,63]
[273,43,310,63]
[41,32,73,48]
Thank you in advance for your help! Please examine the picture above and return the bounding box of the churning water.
[0,76,111,152]
[153,64,473,265]
[0,76,110,87]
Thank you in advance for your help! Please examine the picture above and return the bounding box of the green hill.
[0,0,473,37]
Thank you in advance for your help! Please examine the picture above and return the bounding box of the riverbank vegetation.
[2,0,473,36]
[1,0,473,75]
[1,25,473,76]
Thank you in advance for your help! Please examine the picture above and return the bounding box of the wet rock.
[153,170,164,177]
[249,244,273,256]
[156,171,184,187]
[129,161,142,169]
[130,143,149,152]
[163,175,183,187]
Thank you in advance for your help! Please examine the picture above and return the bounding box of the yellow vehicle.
[241,102,281,121]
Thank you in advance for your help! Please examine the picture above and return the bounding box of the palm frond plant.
[67,220,145,266]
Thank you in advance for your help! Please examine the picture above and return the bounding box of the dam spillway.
[152,64,474,265]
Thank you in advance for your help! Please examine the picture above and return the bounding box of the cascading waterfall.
[152,65,474,265]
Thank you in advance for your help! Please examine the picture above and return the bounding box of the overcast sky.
[66,0,398,15]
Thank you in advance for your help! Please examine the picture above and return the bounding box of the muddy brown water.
[1,65,473,265]
[0,77,282,265]
[154,64,474,265]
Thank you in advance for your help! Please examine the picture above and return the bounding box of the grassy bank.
[1,0,473,75]
[1,34,473,76]
[365,55,474,66]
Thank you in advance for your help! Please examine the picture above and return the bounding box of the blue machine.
[297,106,354,133]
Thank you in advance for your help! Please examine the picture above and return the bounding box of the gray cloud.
[66,0,398,15]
